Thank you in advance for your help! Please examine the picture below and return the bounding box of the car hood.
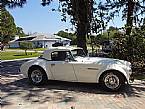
[74,56,131,66]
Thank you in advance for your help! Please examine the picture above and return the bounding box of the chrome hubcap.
[31,70,42,83]
[104,73,120,89]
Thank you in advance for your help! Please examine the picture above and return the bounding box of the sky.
[8,0,125,34]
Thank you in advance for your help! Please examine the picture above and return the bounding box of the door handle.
[51,64,55,66]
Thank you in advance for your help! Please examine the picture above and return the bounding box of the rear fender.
[25,59,53,80]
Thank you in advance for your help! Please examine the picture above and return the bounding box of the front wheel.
[28,67,47,85]
[102,72,125,91]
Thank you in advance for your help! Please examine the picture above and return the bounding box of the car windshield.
[71,49,86,57]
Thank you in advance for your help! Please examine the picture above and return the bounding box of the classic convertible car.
[20,46,133,91]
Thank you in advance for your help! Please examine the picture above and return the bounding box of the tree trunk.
[77,23,88,53]
[71,0,93,54]
[126,0,135,62]
[25,49,27,55]
[126,0,135,35]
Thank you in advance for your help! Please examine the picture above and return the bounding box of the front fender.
[96,64,129,83]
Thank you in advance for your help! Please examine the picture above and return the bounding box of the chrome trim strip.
[87,68,99,70]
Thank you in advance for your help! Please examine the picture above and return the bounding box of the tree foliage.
[16,27,25,38]
[1,0,26,8]
[19,41,33,55]
[97,0,145,73]
[110,24,145,72]
[56,30,77,45]
[93,26,121,45]
[0,7,17,44]
[98,0,145,35]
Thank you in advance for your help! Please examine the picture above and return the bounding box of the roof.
[31,35,59,41]
[9,33,71,42]
[29,33,71,41]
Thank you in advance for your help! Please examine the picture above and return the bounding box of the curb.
[1,57,37,63]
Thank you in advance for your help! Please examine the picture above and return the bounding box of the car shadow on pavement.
[1,77,145,107]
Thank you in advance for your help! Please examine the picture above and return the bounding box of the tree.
[19,42,33,55]
[42,0,95,53]
[108,20,145,73]
[0,7,17,44]
[0,0,27,42]
[93,26,121,45]
[97,0,145,63]
[0,0,26,8]
[98,0,145,36]
[16,27,25,38]
[56,30,77,45]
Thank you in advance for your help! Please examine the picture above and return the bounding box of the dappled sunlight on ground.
[1,60,145,109]
[1,74,145,109]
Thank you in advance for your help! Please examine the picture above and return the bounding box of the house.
[9,33,71,48]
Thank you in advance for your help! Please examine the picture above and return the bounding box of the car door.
[49,51,77,82]
[71,61,101,83]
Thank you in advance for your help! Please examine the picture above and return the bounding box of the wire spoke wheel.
[104,73,120,89]
[102,71,125,91]
[31,70,43,84]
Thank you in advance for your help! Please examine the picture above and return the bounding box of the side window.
[51,52,59,61]
[51,51,67,61]
[51,51,74,61]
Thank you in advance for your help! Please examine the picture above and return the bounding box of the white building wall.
[44,40,57,48]
[32,40,57,48]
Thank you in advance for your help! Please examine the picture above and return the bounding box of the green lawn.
[1,51,40,60]
[34,48,47,51]
[7,48,47,51]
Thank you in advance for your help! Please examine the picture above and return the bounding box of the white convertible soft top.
[41,46,82,60]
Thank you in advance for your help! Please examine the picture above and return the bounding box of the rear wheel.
[28,67,47,85]
[101,71,125,91]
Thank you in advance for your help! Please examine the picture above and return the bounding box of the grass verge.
[1,51,40,60]
[6,48,47,51]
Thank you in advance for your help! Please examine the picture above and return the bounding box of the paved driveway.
[1,60,145,109]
